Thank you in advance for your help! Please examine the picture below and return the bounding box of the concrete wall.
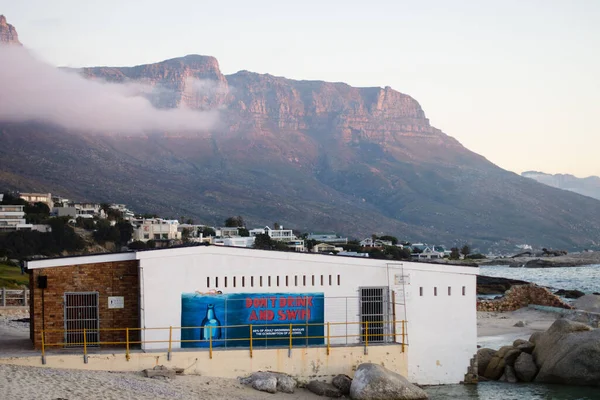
[0,345,407,381]
[137,246,478,384]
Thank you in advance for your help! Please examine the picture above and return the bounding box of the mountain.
[1,17,600,251]
[522,171,600,201]
[0,15,21,46]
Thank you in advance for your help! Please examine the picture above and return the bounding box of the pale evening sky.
[2,0,599,177]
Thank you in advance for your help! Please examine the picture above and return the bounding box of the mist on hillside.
[0,46,219,134]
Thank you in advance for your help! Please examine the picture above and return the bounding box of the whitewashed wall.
[137,246,477,385]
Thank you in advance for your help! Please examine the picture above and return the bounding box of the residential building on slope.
[0,204,32,231]
[306,233,348,244]
[19,192,53,209]
[132,218,182,242]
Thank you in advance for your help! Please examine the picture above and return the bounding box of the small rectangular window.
[434,287,438,296]
[295,276,298,286]
[251,276,254,287]
[320,275,324,285]
[224,277,228,288]
[462,286,466,296]
[268,276,271,287]
[207,277,210,287]
[277,276,280,287]
[329,275,332,285]
[286,276,289,286]
[303,275,306,286]
[242,276,245,287]
[419,287,423,296]
[312,275,315,286]
[260,276,263,287]
[215,277,219,288]
[337,274,341,286]
[448,287,452,296]
[233,276,236,287]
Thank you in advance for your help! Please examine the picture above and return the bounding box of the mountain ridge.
[522,171,600,201]
[1,16,600,251]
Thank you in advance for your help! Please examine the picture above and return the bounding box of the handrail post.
[364,321,369,355]
[326,322,330,355]
[209,326,213,359]
[41,330,46,365]
[401,321,406,353]
[249,324,253,358]
[288,323,293,358]
[83,328,88,364]
[167,326,173,361]
[23,289,28,307]
[125,328,130,361]
[1,287,5,307]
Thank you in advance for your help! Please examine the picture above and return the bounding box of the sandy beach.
[0,306,561,399]
[477,307,559,349]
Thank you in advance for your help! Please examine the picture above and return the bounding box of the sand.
[477,307,559,349]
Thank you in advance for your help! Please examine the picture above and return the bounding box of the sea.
[423,263,600,399]
[479,264,600,294]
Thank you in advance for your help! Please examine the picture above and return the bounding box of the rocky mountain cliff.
[1,17,600,251]
[522,171,600,201]
[0,15,21,45]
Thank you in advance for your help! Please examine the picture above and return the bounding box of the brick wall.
[29,260,139,349]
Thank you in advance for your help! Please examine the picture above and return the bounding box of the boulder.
[240,371,295,393]
[144,365,176,379]
[516,341,535,354]
[514,352,537,382]
[532,319,600,386]
[554,289,585,299]
[332,374,352,395]
[477,348,496,376]
[350,363,428,400]
[574,294,600,313]
[513,321,525,327]
[529,332,543,345]
[483,351,507,380]
[504,365,518,383]
[503,349,522,366]
[306,381,342,398]
[512,339,528,347]
[252,376,277,394]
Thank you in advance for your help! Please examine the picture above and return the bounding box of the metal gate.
[359,287,390,343]
[64,292,99,347]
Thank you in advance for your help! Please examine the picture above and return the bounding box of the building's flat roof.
[25,244,479,274]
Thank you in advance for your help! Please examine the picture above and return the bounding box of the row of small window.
[419,286,467,296]
[143,234,169,239]
[207,274,341,288]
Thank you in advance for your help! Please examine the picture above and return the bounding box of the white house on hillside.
[0,205,32,231]
[133,219,182,242]
[250,226,305,251]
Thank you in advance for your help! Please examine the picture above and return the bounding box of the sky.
[2,0,599,177]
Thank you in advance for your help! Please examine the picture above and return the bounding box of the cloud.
[0,46,220,134]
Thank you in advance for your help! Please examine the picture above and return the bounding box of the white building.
[250,226,305,251]
[0,205,32,231]
[213,236,255,248]
[26,246,478,385]
[307,233,348,244]
[19,192,53,209]
[132,218,182,242]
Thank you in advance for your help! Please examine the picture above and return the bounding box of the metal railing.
[0,288,29,307]
[40,320,407,364]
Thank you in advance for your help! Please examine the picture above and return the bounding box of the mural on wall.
[181,292,325,348]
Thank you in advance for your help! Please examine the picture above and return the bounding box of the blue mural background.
[181,292,324,348]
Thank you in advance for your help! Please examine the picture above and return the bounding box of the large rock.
[514,352,537,382]
[483,346,512,380]
[350,363,428,400]
[574,294,600,313]
[252,376,277,393]
[306,381,342,398]
[240,371,295,393]
[532,319,600,386]
[332,374,352,395]
[477,348,496,376]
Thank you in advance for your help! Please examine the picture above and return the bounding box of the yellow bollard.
[288,323,293,357]
[326,322,330,356]
[209,326,213,359]
[401,321,406,353]
[41,331,46,365]
[168,326,173,361]
[249,324,253,358]
[126,328,130,361]
[83,328,88,364]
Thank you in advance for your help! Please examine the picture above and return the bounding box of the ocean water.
[425,382,600,399]
[479,264,600,294]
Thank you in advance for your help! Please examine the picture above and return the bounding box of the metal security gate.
[359,287,390,343]
[64,292,99,347]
